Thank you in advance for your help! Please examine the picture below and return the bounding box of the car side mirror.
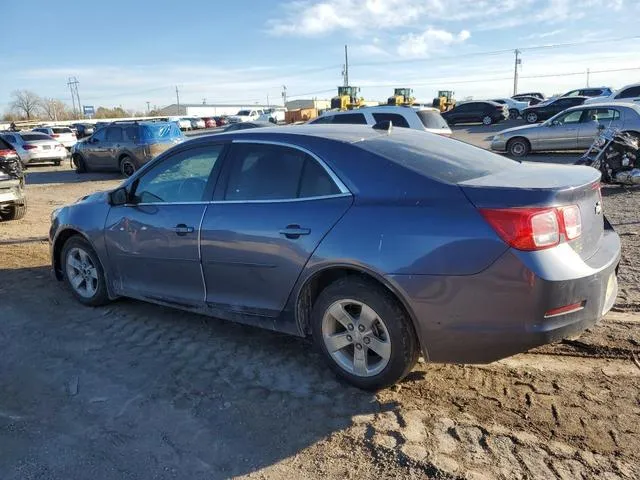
[109,187,130,206]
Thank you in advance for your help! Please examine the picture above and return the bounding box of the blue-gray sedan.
[49,125,620,390]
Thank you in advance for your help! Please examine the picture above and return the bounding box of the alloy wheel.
[321,299,391,377]
[65,247,98,298]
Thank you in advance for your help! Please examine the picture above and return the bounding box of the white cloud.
[266,0,529,36]
[397,28,471,58]
[522,29,565,40]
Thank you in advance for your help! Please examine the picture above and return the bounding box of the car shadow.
[25,169,121,185]
[0,264,418,479]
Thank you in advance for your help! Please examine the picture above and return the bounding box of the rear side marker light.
[544,301,585,318]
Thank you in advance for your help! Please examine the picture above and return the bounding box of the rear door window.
[331,113,367,125]
[106,127,123,142]
[372,113,410,128]
[616,86,640,99]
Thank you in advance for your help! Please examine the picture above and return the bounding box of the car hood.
[496,124,540,136]
[77,190,110,204]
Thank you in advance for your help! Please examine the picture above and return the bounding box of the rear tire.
[482,115,493,125]
[0,202,27,221]
[507,137,531,158]
[310,276,419,390]
[54,160,61,166]
[526,112,538,123]
[509,109,520,120]
[119,156,137,177]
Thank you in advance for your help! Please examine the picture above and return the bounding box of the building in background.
[285,99,331,112]
[158,103,281,117]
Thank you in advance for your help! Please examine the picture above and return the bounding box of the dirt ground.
[0,161,639,480]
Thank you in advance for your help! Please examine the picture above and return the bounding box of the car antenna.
[372,120,393,134]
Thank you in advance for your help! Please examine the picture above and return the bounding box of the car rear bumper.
[388,230,621,364]
[0,179,25,205]
[26,150,68,163]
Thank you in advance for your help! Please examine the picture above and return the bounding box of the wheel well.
[506,136,530,149]
[295,267,418,341]
[118,153,131,165]
[52,229,82,279]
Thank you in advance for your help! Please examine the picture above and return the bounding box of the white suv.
[309,106,452,136]
[32,126,77,149]
[585,83,640,105]
[228,109,263,124]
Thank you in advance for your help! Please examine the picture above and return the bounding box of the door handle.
[279,224,311,239]
[174,224,195,236]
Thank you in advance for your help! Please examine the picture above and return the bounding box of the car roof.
[320,105,438,116]
[565,101,640,112]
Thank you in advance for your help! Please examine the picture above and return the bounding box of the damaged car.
[0,137,27,221]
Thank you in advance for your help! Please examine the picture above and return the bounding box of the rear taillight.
[480,206,582,251]
[51,134,60,138]
[559,205,581,240]
[23,145,38,150]
[0,149,16,157]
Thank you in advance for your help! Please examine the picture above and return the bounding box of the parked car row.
[168,116,229,131]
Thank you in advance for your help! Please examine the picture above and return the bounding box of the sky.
[2,0,640,113]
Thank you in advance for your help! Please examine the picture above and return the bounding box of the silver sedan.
[490,102,640,157]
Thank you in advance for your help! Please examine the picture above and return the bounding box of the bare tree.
[10,90,41,120]
[40,98,72,121]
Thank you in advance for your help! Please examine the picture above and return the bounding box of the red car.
[203,117,217,129]
[214,116,228,126]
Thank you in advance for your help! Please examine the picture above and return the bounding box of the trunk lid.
[460,163,603,260]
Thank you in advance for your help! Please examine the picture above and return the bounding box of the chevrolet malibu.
[49,125,620,390]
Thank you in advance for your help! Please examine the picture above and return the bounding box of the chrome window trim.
[132,192,352,207]
[198,205,208,302]
[230,138,350,195]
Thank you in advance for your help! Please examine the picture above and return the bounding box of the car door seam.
[198,204,209,302]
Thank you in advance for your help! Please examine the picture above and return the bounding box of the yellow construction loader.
[432,90,456,112]
[330,86,364,110]
[387,88,415,106]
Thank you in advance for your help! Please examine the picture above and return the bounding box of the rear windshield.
[20,133,52,141]
[140,123,183,141]
[416,110,449,129]
[237,110,251,116]
[357,129,519,183]
[52,127,72,134]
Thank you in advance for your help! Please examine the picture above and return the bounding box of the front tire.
[526,112,538,123]
[507,137,531,157]
[61,236,110,306]
[509,109,520,120]
[311,276,419,390]
[119,156,137,177]
[54,160,61,166]
[482,115,493,125]
[72,154,87,173]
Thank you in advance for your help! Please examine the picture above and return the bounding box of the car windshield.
[416,110,449,129]
[237,110,251,116]
[358,129,519,184]
[20,132,52,141]
[141,123,184,141]
[52,127,72,134]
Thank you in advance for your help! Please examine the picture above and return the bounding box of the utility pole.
[586,68,590,87]
[67,77,81,118]
[267,94,270,107]
[146,101,151,113]
[512,49,521,96]
[343,44,349,87]
[281,85,287,106]
[175,85,180,115]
